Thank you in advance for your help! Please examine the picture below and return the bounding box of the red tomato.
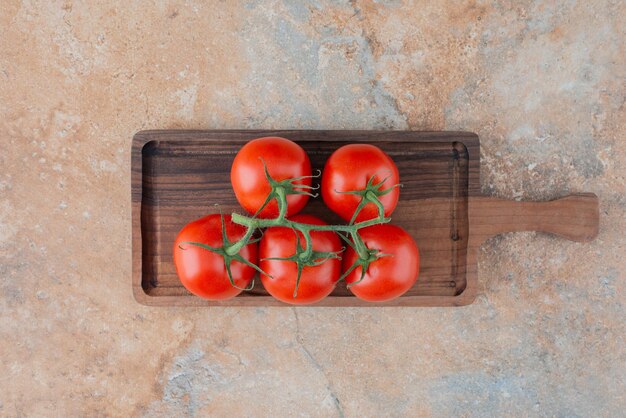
[173,214,257,300]
[343,224,419,302]
[260,214,341,305]
[231,137,312,218]
[322,144,400,223]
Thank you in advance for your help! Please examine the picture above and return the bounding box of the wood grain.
[469,194,599,243]
[131,130,599,307]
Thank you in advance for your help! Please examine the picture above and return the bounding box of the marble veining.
[1,0,624,416]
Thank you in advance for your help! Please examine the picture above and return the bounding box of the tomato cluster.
[173,137,420,305]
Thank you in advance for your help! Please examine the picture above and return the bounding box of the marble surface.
[1,0,624,416]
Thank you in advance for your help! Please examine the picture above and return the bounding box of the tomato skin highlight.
[173,214,257,300]
[343,224,419,302]
[260,214,342,305]
[321,144,400,222]
[231,137,312,218]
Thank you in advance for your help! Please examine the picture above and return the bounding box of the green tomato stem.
[364,190,378,202]
[224,225,255,256]
[350,230,370,260]
[296,224,314,260]
[230,213,387,234]
[275,186,288,220]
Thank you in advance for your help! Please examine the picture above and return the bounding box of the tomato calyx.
[253,158,321,219]
[338,233,393,287]
[334,174,402,224]
[261,229,343,298]
[178,214,271,290]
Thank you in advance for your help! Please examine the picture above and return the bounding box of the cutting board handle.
[470,193,599,243]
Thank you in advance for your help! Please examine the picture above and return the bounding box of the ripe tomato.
[173,214,257,300]
[343,224,419,302]
[321,144,400,223]
[260,214,341,305]
[231,137,312,218]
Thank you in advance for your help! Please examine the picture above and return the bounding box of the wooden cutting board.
[131,130,599,307]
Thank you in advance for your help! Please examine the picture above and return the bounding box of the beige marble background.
[1,0,625,416]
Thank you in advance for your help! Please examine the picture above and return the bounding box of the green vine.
[182,166,398,297]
